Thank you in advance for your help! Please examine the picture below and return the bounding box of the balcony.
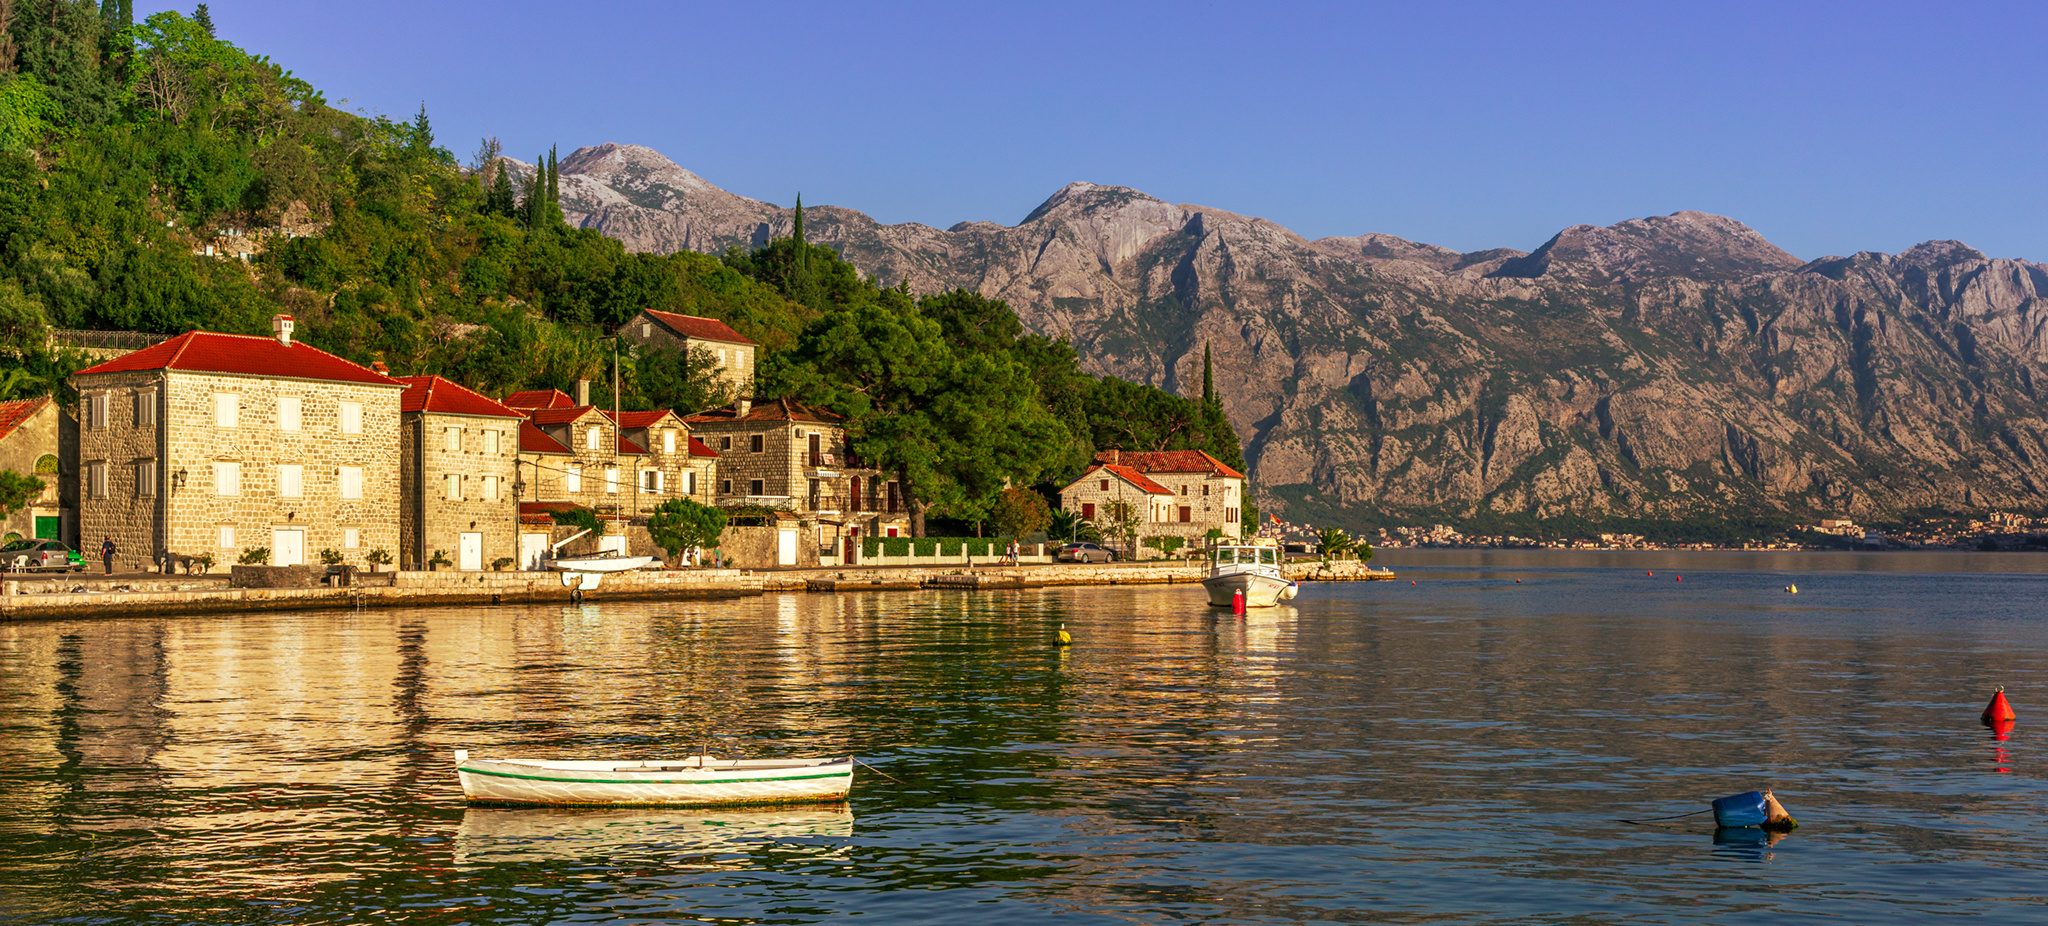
[808,448,871,470]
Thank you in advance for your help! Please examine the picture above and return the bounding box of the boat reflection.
[454,804,854,868]
[1711,826,1789,862]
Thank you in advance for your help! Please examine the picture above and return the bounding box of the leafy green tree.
[1242,502,1261,536]
[0,470,44,519]
[1101,498,1140,557]
[1353,538,1374,563]
[990,485,1050,540]
[646,497,727,561]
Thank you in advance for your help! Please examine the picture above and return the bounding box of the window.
[339,466,362,499]
[482,475,499,500]
[640,322,652,339]
[445,473,462,500]
[719,479,731,495]
[136,461,156,497]
[1181,485,1189,495]
[86,462,107,498]
[717,348,727,367]
[214,393,239,428]
[445,426,461,452]
[1203,484,1211,496]
[484,430,500,454]
[343,528,359,549]
[586,428,601,450]
[213,461,241,496]
[1099,479,1109,491]
[750,434,763,453]
[663,430,676,454]
[218,526,235,549]
[1083,502,1095,520]
[134,391,156,428]
[685,472,696,495]
[605,466,618,495]
[277,396,302,432]
[87,392,109,430]
[748,478,763,496]
[277,464,303,498]
[565,465,582,493]
[642,470,663,493]
[339,401,362,434]
[1180,506,1192,523]
[719,436,731,450]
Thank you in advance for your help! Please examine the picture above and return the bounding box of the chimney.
[369,361,390,375]
[574,379,590,407]
[737,397,752,417]
[271,314,295,346]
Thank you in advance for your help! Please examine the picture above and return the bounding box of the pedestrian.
[1006,538,1019,565]
[100,536,116,575]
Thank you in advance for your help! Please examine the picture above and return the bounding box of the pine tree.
[486,160,516,216]
[192,3,214,37]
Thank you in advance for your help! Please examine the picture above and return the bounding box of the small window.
[484,430,500,454]
[750,435,763,453]
[482,475,499,500]
[1099,479,1109,491]
[719,479,731,495]
[445,426,461,453]
[213,461,241,496]
[586,428,601,451]
[663,430,676,454]
[214,393,239,428]
[565,465,582,493]
[136,461,156,497]
[338,466,362,499]
[719,436,731,450]
[445,473,462,500]
[1203,484,1211,496]
[339,401,363,434]
[89,392,110,430]
[277,395,302,432]
[87,462,107,498]
[640,323,652,338]
[1181,485,1189,495]
[643,470,662,493]
[748,479,763,496]
[343,528,360,549]
[277,464,303,498]
[604,466,618,495]
[684,471,696,495]
[133,391,156,427]
[219,526,235,549]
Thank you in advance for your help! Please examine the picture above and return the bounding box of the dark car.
[0,539,85,572]
[1056,542,1117,564]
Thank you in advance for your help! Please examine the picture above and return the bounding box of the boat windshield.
[1213,546,1278,566]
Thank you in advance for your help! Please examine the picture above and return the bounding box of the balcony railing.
[808,449,869,469]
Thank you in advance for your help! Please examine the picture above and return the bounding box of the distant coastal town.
[1260,512,2048,553]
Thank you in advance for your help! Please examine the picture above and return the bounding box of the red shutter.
[1180,506,1191,523]
[1083,503,1095,520]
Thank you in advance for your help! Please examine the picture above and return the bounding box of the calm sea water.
[2,552,2045,924]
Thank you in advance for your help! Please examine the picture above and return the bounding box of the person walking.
[1006,538,1019,565]
[99,537,116,575]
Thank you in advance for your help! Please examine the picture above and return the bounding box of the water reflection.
[453,805,854,868]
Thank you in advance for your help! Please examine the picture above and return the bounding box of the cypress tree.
[1202,342,1214,406]
[525,153,545,228]
[546,144,559,218]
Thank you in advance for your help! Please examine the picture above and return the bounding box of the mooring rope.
[1618,808,1715,826]
[854,757,905,784]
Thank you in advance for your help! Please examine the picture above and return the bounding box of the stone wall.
[1059,471,1245,546]
[73,370,164,571]
[0,399,67,544]
[403,410,520,570]
[621,310,754,396]
[73,369,406,570]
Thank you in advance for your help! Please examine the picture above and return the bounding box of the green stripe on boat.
[458,765,852,785]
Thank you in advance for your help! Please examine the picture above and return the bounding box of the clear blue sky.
[151,1,2047,261]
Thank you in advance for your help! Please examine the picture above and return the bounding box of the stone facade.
[0,397,72,545]
[619,309,756,398]
[401,410,519,571]
[610,410,719,517]
[1059,456,1245,548]
[684,399,911,541]
[73,369,403,572]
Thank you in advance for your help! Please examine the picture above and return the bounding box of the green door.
[34,516,58,540]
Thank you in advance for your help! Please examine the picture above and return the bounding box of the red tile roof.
[1064,463,1173,495]
[520,500,579,524]
[391,375,523,418]
[682,397,841,425]
[1092,449,1245,479]
[527,406,601,426]
[639,309,753,346]
[72,331,401,387]
[688,436,718,458]
[519,419,571,454]
[605,409,678,429]
[503,388,574,410]
[0,396,49,442]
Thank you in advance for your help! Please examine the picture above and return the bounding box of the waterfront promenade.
[0,559,1392,621]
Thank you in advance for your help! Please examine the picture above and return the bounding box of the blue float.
[1711,791,1771,828]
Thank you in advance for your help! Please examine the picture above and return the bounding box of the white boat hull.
[547,555,656,573]
[455,752,854,807]
[1203,570,1294,608]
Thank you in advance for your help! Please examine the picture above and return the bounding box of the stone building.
[69,316,404,571]
[607,409,720,514]
[683,398,910,558]
[1059,450,1246,547]
[616,309,756,398]
[0,396,72,544]
[393,375,524,571]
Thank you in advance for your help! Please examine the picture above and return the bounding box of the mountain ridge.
[551,142,2048,527]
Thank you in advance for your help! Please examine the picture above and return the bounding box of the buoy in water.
[1675,575,1683,582]
[1648,570,1653,577]
[1983,686,2016,725]
[1057,624,1071,647]
[1232,587,1245,615]
[1785,583,1798,594]
[1515,578,1522,583]
[1711,789,1798,831]
[1411,580,1417,585]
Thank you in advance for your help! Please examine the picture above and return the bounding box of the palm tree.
[0,368,43,401]
[1314,526,1353,561]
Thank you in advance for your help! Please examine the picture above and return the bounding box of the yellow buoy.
[1786,584,1798,594]
[1057,624,1072,646]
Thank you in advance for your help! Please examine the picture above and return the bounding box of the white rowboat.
[1203,544,1297,608]
[453,750,855,807]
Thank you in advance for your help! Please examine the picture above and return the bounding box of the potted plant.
[318,548,344,566]
[194,552,215,575]
[428,550,452,571]
[491,556,515,571]
[238,546,270,565]
[366,548,393,572]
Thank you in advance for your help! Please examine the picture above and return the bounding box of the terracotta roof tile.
[0,396,49,442]
[72,331,399,387]
[1092,449,1245,479]
[604,409,677,429]
[391,375,523,418]
[639,310,753,346]
[682,397,841,425]
[503,388,574,410]
[1064,463,1174,495]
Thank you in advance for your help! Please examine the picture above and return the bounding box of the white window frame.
[136,460,156,497]
[663,430,676,454]
[218,526,235,549]
[343,527,360,549]
[642,469,663,494]
[444,426,461,453]
[339,401,362,435]
[586,428,601,451]
[277,395,302,432]
[214,393,239,429]
[605,466,619,495]
[484,429,500,454]
[277,463,303,498]
[213,461,241,497]
[445,473,462,500]
[482,475,499,500]
[565,465,582,493]
[338,466,362,500]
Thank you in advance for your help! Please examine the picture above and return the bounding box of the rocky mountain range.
[554,143,2048,528]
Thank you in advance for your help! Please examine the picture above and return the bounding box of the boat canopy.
[1211,545,1280,566]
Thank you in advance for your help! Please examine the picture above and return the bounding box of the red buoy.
[1232,587,1245,615]
[1984,687,2017,725]
[1675,575,1683,582]
[1648,570,1653,577]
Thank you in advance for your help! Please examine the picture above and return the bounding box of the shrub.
[882,537,912,557]
[428,549,452,567]
[911,537,938,557]
[491,556,515,571]
[238,546,270,565]
[318,548,344,565]
[366,548,393,565]
[195,552,215,573]
[939,538,962,556]
[862,537,880,558]
[966,537,994,557]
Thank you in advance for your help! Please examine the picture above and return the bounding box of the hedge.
[857,537,1011,558]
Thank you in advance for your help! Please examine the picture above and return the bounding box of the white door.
[776,528,798,566]
[459,532,483,571]
[271,528,305,566]
[520,533,549,570]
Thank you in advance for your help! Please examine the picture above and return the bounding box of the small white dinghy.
[454,750,855,807]
[543,528,656,600]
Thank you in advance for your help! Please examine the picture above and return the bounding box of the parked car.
[1056,542,1118,564]
[0,539,85,572]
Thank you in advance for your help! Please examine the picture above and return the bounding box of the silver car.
[1055,542,1117,564]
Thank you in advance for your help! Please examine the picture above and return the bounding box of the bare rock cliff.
[557,143,2048,524]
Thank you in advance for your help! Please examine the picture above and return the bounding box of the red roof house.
[73,330,399,386]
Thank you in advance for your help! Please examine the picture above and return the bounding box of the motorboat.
[454,749,855,806]
[1202,543,1297,608]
